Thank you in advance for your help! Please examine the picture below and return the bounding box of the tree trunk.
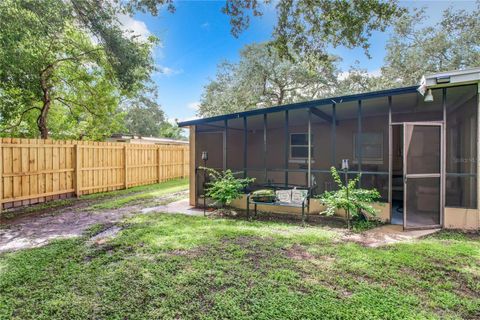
[38,66,53,139]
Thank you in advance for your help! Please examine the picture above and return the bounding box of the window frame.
[353,132,384,164]
[289,133,313,161]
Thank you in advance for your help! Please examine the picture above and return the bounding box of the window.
[290,133,313,159]
[353,132,383,164]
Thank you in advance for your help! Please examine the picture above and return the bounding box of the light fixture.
[424,89,434,102]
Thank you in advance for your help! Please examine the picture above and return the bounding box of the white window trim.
[289,133,314,161]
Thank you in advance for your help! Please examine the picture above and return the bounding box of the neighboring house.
[107,134,188,145]
[179,68,480,230]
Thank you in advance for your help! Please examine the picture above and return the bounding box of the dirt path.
[0,190,188,253]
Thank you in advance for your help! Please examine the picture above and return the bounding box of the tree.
[118,0,406,63]
[222,0,405,62]
[124,94,166,137]
[199,43,339,117]
[160,122,186,140]
[0,0,156,139]
[382,4,480,86]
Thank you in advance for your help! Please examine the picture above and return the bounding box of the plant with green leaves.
[202,167,254,208]
[317,167,381,229]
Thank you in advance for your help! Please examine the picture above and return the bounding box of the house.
[178,68,480,230]
[107,134,188,145]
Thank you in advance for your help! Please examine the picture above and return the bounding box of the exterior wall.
[444,208,480,230]
[229,195,391,222]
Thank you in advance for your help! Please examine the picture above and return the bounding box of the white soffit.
[422,67,480,88]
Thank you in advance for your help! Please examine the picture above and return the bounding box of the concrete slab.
[344,224,441,247]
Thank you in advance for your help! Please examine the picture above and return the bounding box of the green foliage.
[382,4,480,86]
[123,93,166,137]
[0,0,156,139]
[203,168,254,207]
[159,121,186,140]
[222,0,405,63]
[317,167,381,223]
[199,42,339,117]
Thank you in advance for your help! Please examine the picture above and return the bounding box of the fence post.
[124,145,128,189]
[157,147,161,183]
[75,144,81,197]
[181,147,185,178]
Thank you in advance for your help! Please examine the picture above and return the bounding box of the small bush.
[316,167,381,228]
[202,168,254,208]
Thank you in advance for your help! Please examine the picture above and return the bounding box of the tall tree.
[199,43,339,117]
[223,0,405,62]
[382,4,480,86]
[0,0,156,139]
[117,0,406,63]
[124,94,166,137]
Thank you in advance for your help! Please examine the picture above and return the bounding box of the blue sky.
[122,1,477,122]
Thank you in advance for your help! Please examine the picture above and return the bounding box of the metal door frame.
[400,121,444,229]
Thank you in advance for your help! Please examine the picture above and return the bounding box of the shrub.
[316,167,381,229]
[202,167,254,208]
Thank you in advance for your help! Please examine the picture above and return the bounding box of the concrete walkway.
[141,198,204,216]
[343,224,441,247]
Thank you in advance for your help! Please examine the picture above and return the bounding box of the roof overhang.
[178,85,418,127]
[422,67,480,89]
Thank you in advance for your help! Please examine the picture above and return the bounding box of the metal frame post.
[285,110,289,186]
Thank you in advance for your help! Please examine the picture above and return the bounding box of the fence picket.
[0,138,188,210]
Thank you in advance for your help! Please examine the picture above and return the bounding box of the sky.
[121,0,477,123]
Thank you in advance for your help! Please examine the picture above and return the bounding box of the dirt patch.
[284,244,315,261]
[0,190,189,253]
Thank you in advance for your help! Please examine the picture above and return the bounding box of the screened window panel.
[359,97,389,173]
[445,84,478,208]
[391,89,443,122]
[226,118,245,171]
[446,85,477,175]
[288,109,310,172]
[335,101,359,171]
[361,174,389,202]
[246,115,265,170]
[266,112,286,170]
[311,104,333,170]
[446,175,477,208]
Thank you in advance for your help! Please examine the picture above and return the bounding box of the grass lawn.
[1,211,479,319]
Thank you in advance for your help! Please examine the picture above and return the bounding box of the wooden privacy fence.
[0,138,189,211]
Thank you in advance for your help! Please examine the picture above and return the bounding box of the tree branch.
[0,107,41,132]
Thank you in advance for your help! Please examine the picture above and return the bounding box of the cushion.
[291,189,308,204]
[251,189,276,203]
[276,189,292,203]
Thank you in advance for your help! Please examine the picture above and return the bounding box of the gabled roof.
[178,85,419,127]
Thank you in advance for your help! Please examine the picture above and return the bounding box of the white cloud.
[187,101,200,111]
[117,14,150,41]
[157,65,182,76]
[201,22,210,29]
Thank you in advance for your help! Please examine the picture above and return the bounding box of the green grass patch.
[87,178,189,210]
[1,213,479,319]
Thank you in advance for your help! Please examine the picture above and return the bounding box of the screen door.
[403,123,442,229]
